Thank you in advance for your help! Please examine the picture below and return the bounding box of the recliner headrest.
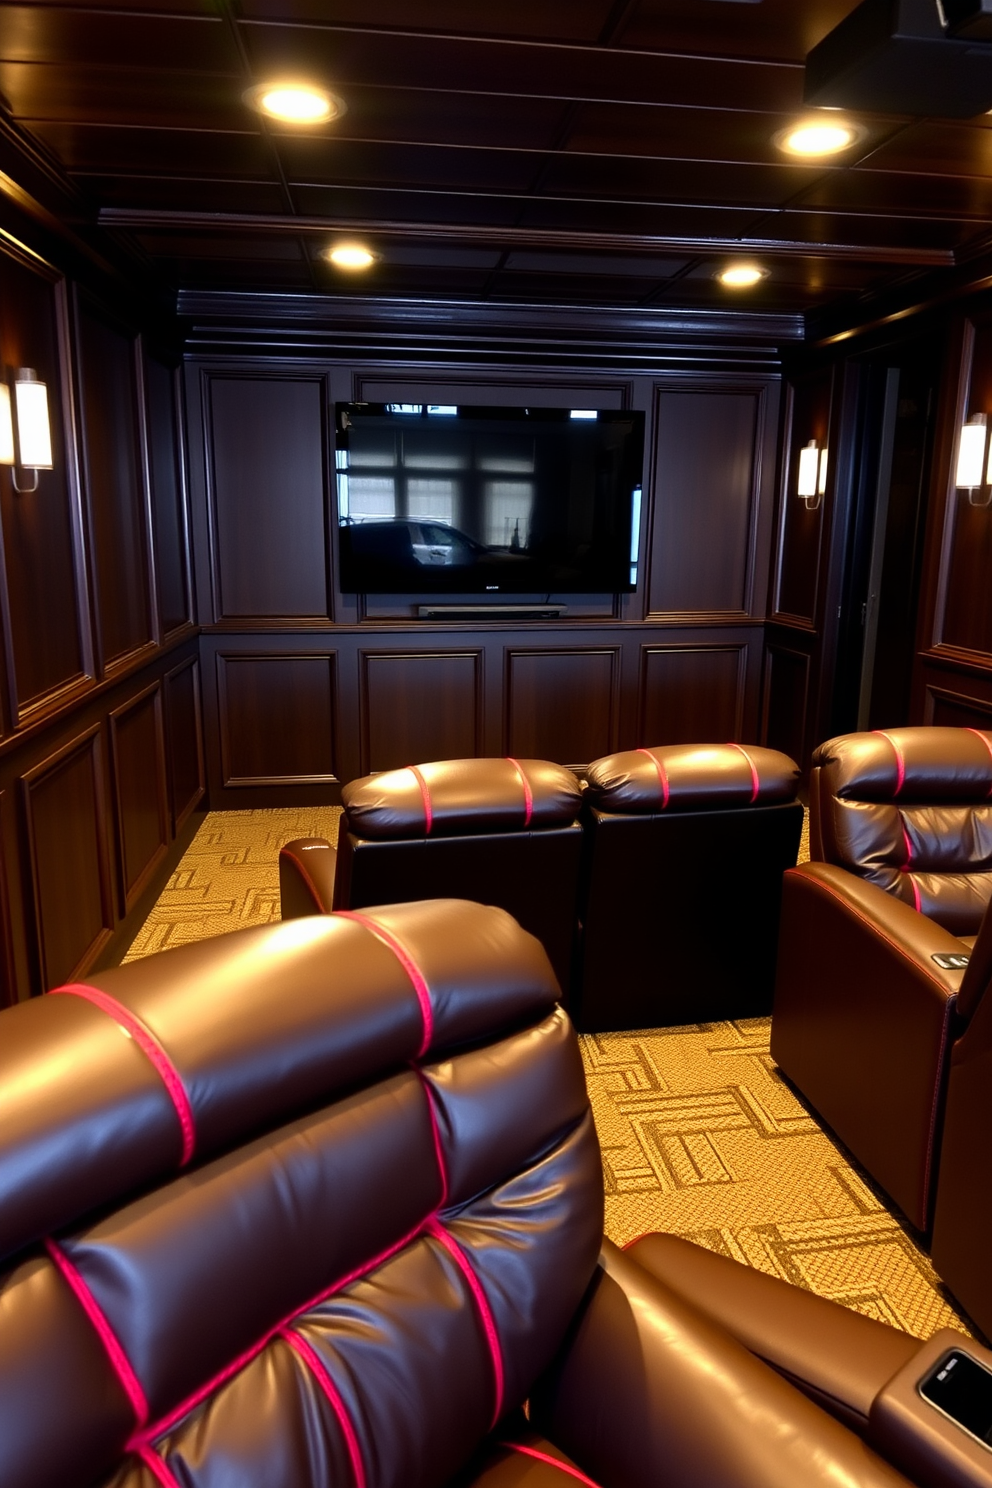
[584,744,800,814]
[341,758,581,839]
[814,728,992,804]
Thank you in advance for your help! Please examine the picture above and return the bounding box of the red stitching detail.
[136,1445,182,1488]
[909,875,922,913]
[334,911,434,1058]
[46,1239,149,1427]
[900,823,913,871]
[785,869,950,994]
[965,728,992,798]
[874,729,905,796]
[506,757,533,827]
[636,747,669,808]
[48,984,195,1167]
[416,1071,449,1210]
[279,846,331,913]
[281,1328,367,1488]
[128,1216,427,1452]
[427,1219,504,1429]
[409,764,433,834]
[502,1443,601,1487]
[725,742,759,803]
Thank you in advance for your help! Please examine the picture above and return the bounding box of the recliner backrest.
[0,899,603,1488]
[810,727,992,934]
[334,758,585,992]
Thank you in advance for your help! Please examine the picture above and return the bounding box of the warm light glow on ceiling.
[717,264,767,288]
[326,243,378,270]
[244,83,345,124]
[775,120,864,157]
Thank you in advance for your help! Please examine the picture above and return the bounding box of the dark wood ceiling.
[3,0,992,318]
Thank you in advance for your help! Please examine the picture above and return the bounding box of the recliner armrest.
[625,1232,920,1435]
[279,837,337,918]
[531,1239,913,1488]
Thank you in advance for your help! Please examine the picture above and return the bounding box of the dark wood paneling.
[218,652,336,785]
[638,643,746,745]
[109,682,168,910]
[762,640,811,767]
[647,384,762,618]
[0,254,90,721]
[75,298,154,668]
[924,682,992,727]
[361,649,481,773]
[21,724,113,989]
[206,375,329,621]
[144,354,190,635]
[164,655,204,830]
[355,377,626,408]
[772,370,833,626]
[505,647,618,766]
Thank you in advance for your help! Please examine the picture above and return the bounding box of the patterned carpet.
[123,806,971,1339]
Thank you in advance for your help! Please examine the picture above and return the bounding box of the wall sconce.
[0,369,53,493]
[955,412,992,506]
[797,438,828,509]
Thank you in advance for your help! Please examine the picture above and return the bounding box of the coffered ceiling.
[3,0,992,318]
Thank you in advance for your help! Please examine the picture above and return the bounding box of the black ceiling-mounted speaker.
[804,0,992,116]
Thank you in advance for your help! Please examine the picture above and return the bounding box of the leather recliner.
[2,896,991,1488]
[772,726,992,1233]
[279,756,583,992]
[571,742,803,1031]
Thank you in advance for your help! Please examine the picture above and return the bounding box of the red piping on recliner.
[725,743,759,804]
[47,984,195,1167]
[409,764,433,834]
[506,757,534,827]
[874,729,905,796]
[280,1326,367,1488]
[965,727,992,796]
[334,911,434,1057]
[45,1238,149,1428]
[636,747,669,808]
[427,1218,505,1429]
[502,1442,601,1486]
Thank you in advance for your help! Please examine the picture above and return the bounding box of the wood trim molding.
[164,653,205,831]
[108,679,169,914]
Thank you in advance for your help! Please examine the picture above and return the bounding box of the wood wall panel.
[639,643,745,745]
[772,371,833,626]
[22,725,113,989]
[218,652,336,786]
[506,647,618,766]
[109,683,168,910]
[924,682,992,727]
[361,650,481,773]
[207,376,329,621]
[648,385,761,618]
[76,301,154,669]
[761,641,811,767]
[0,255,89,719]
[355,377,626,409]
[165,656,205,830]
[145,355,190,636]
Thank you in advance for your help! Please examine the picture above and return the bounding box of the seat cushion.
[342,759,581,840]
[811,728,992,935]
[584,744,799,814]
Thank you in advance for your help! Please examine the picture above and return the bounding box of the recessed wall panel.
[506,648,618,766]
[639,644,745,745]
[218,653,336,785]
[361,650,481,773]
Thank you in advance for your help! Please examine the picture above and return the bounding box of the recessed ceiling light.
[326,243,378,270]
[716,264,767,288]
[244,83,345,124]
[775,119,865,157]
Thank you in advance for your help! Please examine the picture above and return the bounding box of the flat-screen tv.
[335,402,645,594]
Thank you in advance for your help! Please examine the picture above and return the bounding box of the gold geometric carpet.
[122,806,972,1340]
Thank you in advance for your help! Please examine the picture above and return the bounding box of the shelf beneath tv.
[416,603,568,621]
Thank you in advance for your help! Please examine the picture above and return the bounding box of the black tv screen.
[335,402,644,594]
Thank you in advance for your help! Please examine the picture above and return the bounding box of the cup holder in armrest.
[869,1329,992,1488]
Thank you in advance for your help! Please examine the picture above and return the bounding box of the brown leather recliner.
[2,897,988,1488]
[571,743,803,1031]
[279,757,583,992]
[772,726,992,1233]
